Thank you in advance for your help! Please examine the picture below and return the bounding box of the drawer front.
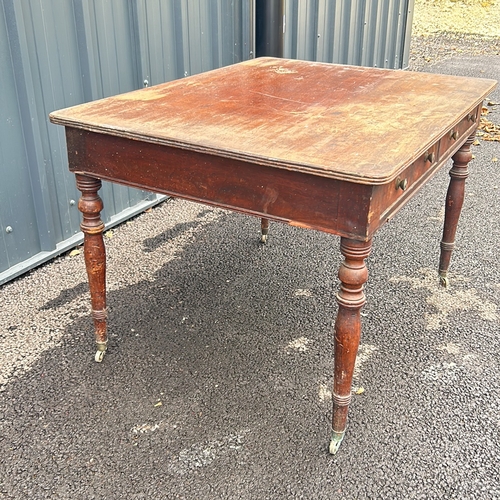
[371,143,439,225]
[438,104,481,161]
[368,104,482,235]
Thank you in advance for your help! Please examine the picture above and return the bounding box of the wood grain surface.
[49,57,496,184]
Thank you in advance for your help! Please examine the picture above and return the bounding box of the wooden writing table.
[50,58,496,454]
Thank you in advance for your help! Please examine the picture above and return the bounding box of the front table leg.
[438,133,474,287]
[76,174,108,362]
[330,237,372,454]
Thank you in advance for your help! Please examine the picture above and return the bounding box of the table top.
[50,57,496,185]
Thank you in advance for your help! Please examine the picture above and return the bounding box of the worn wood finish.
[49,58,497,453]
[330,238,372,454]
[50,58,495,185]
[75,175,107,360]
[64,128,374,240]
[439,132,475,287]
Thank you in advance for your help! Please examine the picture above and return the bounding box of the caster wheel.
[439,275,449,288]
[329,431,345,455]
[261,234,268,244]
[95,350,105,363]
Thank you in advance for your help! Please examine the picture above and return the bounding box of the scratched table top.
[50,57,496,185]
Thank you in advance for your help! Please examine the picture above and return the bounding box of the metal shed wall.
[284,0,414,69]
[0,0,253,285]
[0,0,413,285]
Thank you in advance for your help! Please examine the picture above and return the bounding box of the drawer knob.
[396,177,408,191]
[425,152,435,163]
[450,130,459,140]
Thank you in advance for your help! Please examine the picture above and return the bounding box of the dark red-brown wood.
[48,58,497,453]
[50,58,496,185]
[438,132,475,287]
[330,238,372,454]
[75,175,107,358]
[65,128,375,240]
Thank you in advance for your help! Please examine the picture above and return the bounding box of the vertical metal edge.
[290,0,299,59]
[242,0,255,60]
[180,0,191,76]
[73,0,92,102]
[401,0,415,69]
[383,0,393,68]
[127,0,143,90]
[80,0,102,98]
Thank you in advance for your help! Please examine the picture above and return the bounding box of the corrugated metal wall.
[0,0,413,285]
[0,0,253,285]
[285,0,414,68]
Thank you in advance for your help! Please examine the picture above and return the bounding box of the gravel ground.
[412,0,500,38]
[409,32,500,71]
[409,0,500,71]
[1,9,499,500]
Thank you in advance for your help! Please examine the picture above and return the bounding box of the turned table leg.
[76,174,108,362]
[439,133,474,288]
[260,218,270,243]
[330,237,372,454]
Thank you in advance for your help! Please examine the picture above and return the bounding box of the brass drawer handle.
[425,152,435,163]
[467,112,477,122]
[396,177,408,191]
[449,130,459,140]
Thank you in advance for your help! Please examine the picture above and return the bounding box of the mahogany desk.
[50,58,496,454]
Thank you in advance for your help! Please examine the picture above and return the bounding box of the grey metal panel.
[135,0,253,85]
[0,0,254,285]
[135,0,183,85]
[0,4,41,272]
[242,0,255,60]
[15,0,85,246]
[284,0,414,69]
[401,0,414,69]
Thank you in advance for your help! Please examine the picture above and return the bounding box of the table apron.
[66,128,376,240]
[66,112,478,242]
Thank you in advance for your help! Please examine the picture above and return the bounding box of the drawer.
[371,143,438,223]
[369,104,482,234]
[438,104,481,161]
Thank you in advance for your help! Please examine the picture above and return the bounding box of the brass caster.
[439,275,449,288]
[261,234,268,244]
[95,350,105,363]
[329,430,345,455]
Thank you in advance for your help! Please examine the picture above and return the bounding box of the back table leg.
[260,218,270,243]
[439,133,474,287]
[330,237,372,454]
[76,174,108,362]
